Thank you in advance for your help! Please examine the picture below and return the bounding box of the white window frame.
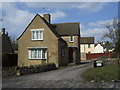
[28,47,47,60]
[69,36,74,42]
[31,29,44,41]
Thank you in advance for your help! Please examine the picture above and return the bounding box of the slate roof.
[52,22,80,36]
[18,14,80,40]
[80,37,94,44]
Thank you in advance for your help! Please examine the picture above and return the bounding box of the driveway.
[2,62,119,88]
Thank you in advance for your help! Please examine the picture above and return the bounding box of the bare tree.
[102,18,118,46]
[102,17,120,57]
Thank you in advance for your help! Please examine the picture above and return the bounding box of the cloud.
[2,2,66,38]
[50,11,66,22]
[25,2,106,12]
[81,28,107,41]
[2,2,35,38]
[71,2,106,12]
[88,19,113,27]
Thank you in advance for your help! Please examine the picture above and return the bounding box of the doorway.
[69,48,73,63]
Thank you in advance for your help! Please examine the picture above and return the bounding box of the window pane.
[40,31,43,40]
[38,50,41,59]
[34,50,37,58]
[32,31,35,39]
[36,31,39,39]
[31,50,34,58]
[71,36,73,41]
[42,50,46,59]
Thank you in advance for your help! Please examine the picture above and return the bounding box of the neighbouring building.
[80,37,95,60]
[18,14,80,67]
[1,28,17,67]
[94,43,104,53]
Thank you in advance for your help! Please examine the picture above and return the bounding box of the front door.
[69,48,73,63]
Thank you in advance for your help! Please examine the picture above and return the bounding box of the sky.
[0,1,118,42]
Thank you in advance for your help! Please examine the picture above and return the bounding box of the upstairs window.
[69,36,74,42]
[88,44,91,48]
[31,29,44,40]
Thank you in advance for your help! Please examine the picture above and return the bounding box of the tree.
[102,18,120,58]
[7,33,18,52]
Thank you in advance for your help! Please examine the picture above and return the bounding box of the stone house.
[18,14,80,67]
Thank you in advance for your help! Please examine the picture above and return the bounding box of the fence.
[86,53,112,60]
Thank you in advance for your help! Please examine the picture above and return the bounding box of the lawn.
[81,64,120,82]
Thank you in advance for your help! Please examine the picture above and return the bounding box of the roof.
[52,22,80,36]
[1,34,14,53]
[17,14,60,40]
[80,37,94,44]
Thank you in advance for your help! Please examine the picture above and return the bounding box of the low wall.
[2,63,56,77]
[86,53,112,60]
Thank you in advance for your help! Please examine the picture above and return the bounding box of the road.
[2,62,119,88]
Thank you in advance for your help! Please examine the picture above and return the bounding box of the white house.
[95,43,104,53]
[80,37,95,60]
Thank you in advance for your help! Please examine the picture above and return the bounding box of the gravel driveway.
[2,62,120,88]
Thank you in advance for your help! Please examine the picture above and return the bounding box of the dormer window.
[31,29,44,40]
[69,36,74,42]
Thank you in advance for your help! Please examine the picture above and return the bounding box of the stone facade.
[18,14,80,67]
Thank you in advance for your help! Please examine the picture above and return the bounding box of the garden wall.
[86,53,112,60]
[2,63,56,77]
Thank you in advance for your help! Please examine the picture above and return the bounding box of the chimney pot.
[43,14,51,23]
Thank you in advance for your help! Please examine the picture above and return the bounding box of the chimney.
[1,28,5,35]
[43,14,51,23]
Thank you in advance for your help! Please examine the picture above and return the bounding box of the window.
[62,49,66,56]
[28,48,47,59]
[88,44,90,48]
[69,36,74,42]
[31,29,44,40]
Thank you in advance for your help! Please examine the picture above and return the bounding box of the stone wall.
[2,63,56,77]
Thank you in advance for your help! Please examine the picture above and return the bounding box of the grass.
[81,64,120,82]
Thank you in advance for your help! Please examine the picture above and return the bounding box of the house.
[94,43,104,53]
[17,14,80,67]
[80,37,95,53]
[1,28,17,67]
[80,37,95,60]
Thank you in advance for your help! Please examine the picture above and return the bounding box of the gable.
[18,14,60,40]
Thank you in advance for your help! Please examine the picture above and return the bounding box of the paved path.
[2,63,120,88]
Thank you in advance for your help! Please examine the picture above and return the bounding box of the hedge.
[2,63,56,77]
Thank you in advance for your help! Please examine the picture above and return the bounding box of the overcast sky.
[0,2,118,42]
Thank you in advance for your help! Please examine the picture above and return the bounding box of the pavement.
[2,62,120,89]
